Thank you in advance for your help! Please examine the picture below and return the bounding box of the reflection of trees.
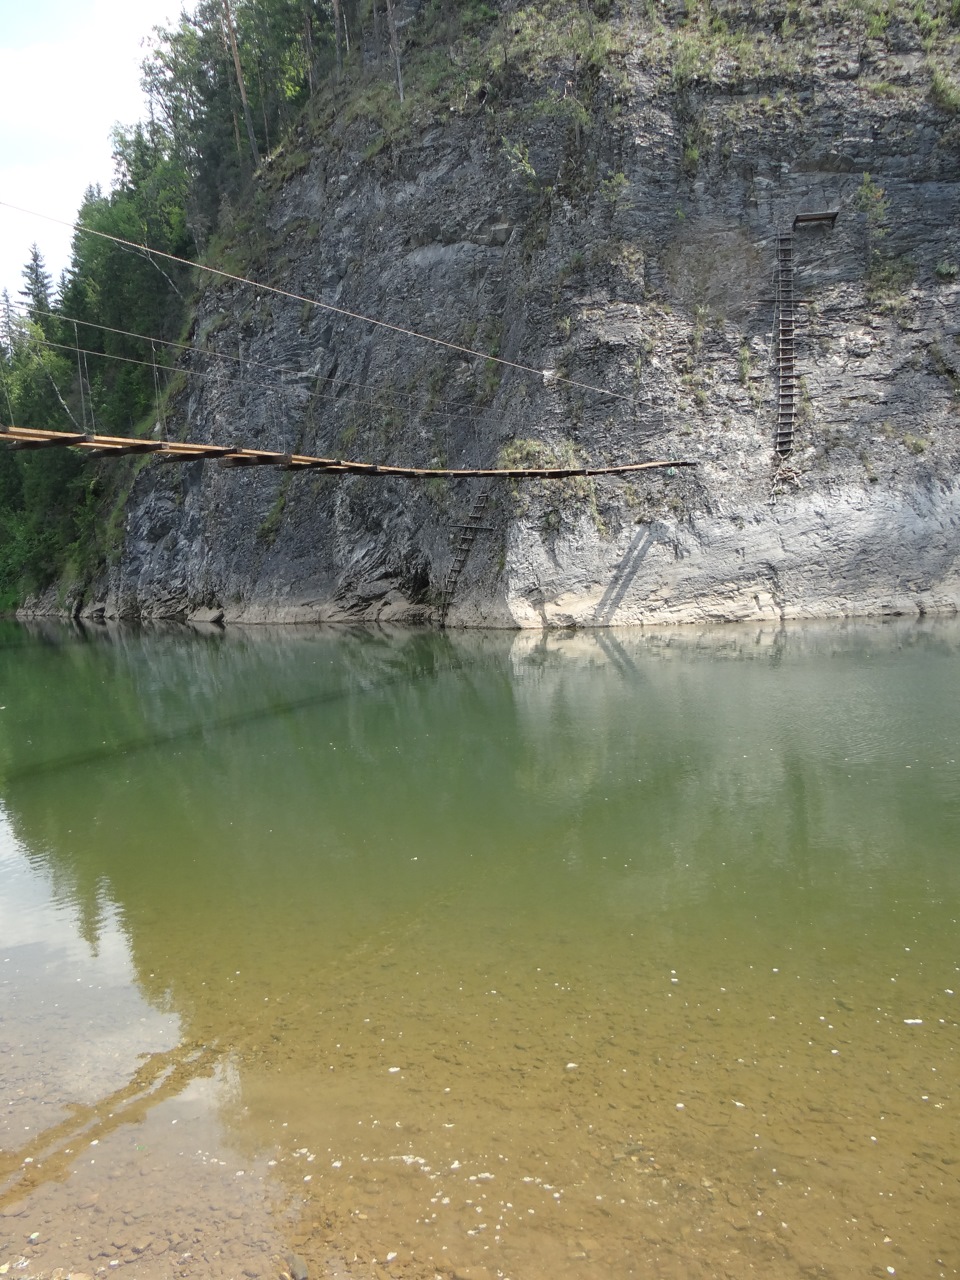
[1,624,529,1033]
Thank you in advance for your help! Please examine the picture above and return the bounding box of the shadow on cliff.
[593,524,664,623]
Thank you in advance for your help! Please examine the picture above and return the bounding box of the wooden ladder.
[439,485,491,626]
[774,232,797,457]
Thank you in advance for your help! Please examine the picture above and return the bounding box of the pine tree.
[19,246,52,326]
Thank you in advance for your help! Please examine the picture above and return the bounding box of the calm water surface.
[0,618,957,1280]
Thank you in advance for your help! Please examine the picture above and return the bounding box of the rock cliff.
[66,0,960,627]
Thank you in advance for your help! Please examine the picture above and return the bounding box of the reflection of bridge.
[0,1041,219,1211]
[1,425,694,481]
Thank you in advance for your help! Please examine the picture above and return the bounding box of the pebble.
[285,1252,309,1280]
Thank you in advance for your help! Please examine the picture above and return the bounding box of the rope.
[72,320,88,433]
[17,338,486,450]
[5,338,691,481]
[151,341,166,439]
[0,200,634,404]
[1,373,15,427]
[12,304,534,433]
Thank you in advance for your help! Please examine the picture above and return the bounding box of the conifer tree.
[19,246,52,328]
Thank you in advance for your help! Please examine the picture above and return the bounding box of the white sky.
[0,0,183,306]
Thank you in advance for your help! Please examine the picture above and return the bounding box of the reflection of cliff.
[508,618,960,908]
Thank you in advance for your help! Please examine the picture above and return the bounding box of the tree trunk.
[302,1,315,92]
[331,0,343,73]
[221,0,261,169]
[371,0,382,64]
[385,0,404,102]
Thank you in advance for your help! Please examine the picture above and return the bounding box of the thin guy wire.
[0,200,633,403]
[72,320,88,432]
[14,303,516,432]
[15,333,605,457]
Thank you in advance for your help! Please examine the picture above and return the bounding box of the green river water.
[0,618,957,1280]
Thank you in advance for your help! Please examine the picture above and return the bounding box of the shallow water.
[0,618,958,1280]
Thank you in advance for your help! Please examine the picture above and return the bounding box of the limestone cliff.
[70,1,960,627]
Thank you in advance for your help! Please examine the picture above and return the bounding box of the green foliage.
[491,4,622,76]
[666,13,800,91]
[850,172,917,311]
[497,436,605,532]
[930,61,960,110]
[866,255,915,308]
[929,342,960,394]
[257,481,289,547]
[864,78,900,97]
[532,87,593,141]
[599,172,630,209]
[498,438,555,470]
[58,126,193,435]
[648,0,959,94]
[865,4,892,37]
[682,140,700,174]
[501,137,539,188]
[854,172,887,225]
[143,0,333,241]
[0,121,192,608]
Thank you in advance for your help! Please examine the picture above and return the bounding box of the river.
[0,617,958,1280]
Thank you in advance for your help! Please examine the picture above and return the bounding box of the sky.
[0,0,181,306]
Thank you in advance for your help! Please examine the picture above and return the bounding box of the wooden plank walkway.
[0,426,695,481]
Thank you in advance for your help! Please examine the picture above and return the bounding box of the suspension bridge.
[0,204,838,487]
[0,425,695,480]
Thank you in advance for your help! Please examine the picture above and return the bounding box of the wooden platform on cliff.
[792,210,839,229]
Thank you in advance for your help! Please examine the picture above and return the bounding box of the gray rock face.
[51,6,960,628]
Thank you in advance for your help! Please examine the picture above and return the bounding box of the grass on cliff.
[498,437,606,533]
[650,0,960,94]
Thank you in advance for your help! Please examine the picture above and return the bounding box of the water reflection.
[1,619,959,1279]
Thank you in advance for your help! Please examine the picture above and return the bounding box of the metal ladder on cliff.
[774,231,797,457]
[439,485,491,627]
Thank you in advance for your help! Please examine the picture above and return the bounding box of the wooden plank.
[2,426,697,480]
[793,210,839,228]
